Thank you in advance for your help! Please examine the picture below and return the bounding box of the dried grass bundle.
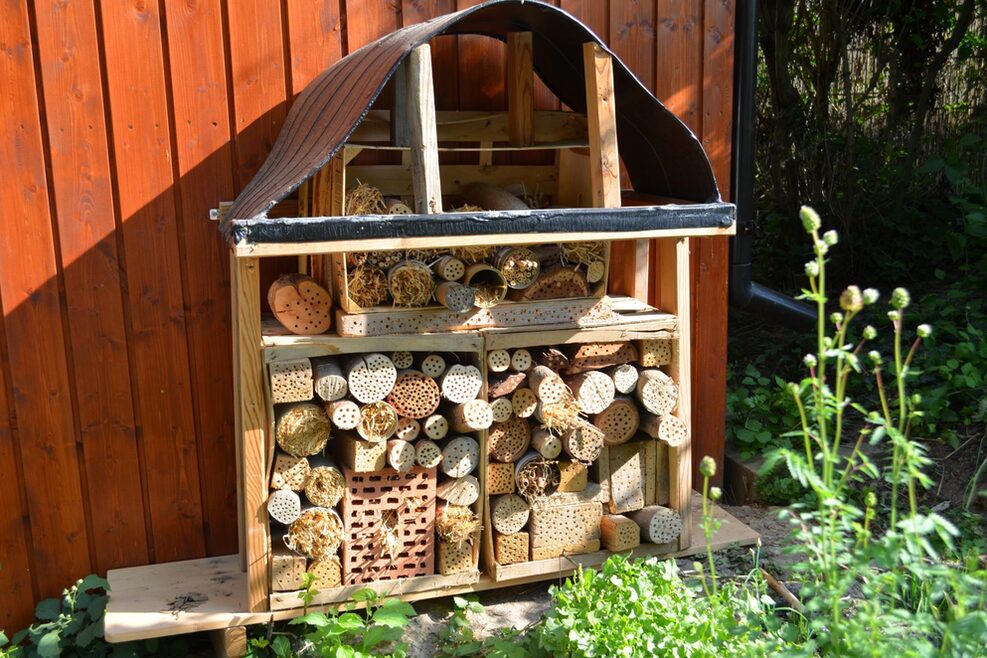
[561,241,606,266]
[451,245,494,264]
[358,401,397,442]
[435,504,482,547]
[451,204,484,213]
[346,181,387,215]
[537,393,581,433]
[405,248,440,263]
[276,404,331,457]
[304,465,345,507]
[285,507,343,560]
[348,264,389,308]
[388,261,435,307]
[376,496,429,561]
[516,458,560,501]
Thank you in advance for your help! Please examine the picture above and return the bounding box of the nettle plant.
[762,207,987,656]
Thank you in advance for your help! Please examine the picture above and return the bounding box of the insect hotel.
[103,0,756,642]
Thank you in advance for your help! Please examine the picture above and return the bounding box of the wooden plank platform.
[104,494,758,643]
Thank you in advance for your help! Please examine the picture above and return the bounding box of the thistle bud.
[888,310,900,322]
[867,410,881,422]
[890,287,911,310]
[823,337,834,350]
[865,491,877,508]
[830,312,844,326]
[863,288,879,305]
[823,230,839,246]
[868,350,882,366]
[910,393,922,406]
[710,487,723,502]
[803,354,818,369]
[863,325,877,340]
[840,286,863,312]
[916,324,932,338]
[804,260,819,278]
[788,382,800,395]
[693,561,705,573]
[814,240,829,256]
[800,206,821,233]
[699,456,717,478]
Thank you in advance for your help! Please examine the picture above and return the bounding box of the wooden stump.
[635,369,678,416]
[528,365,567,403]
[420,353,447,378]
[487,462,515,495]
[390,351,414,369]
[449,400,493,432]
[530,427,562,459]
[387,439,416,472]
[345,353,397,403]
[591,396,640,446]
[440,364,483,403]
[657,414,688,447]
[491,494,530,534]
[312,357,347,402]
[436,475,480,506]
[566,371,615,414]
[628,505,683,544]
[276,403,331,457]
[607,363,639,395]
[441,436,480,477]
[415,439,443,468]
[267,489,301,525]
[600,514,640,551]
[495,532,529,565]
[488,417,531,463]
[434,255,465,281]
[268,273,332,335]
[487,349,511,372]
[422,413,449,440]
[328,400,360,430]
[510,265,588,301]
[270,454,311,491]
[386,370,441,419]
[435,281,475,312]
[269,358,313,403]
[561,419,605,464]
[511,388,538,418]
[490,396,514,423]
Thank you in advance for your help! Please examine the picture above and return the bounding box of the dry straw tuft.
[276,404,331,457]
[348,264,389,308]
[435,504,482,547]
[304,466,345,507]
[346,181,387,215]
[388,261,435,307]
[286,507,343,560]
[451,245,494,264]
[358,401,398,442]
[516,457,560,501]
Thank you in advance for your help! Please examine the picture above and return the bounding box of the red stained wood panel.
[284,0,344,97]
[33,0,149,573]
[0,0,93,599]
[163,0,239,555]
[401,1,459,110]
[655,0,702,132]
[99,0,206,561]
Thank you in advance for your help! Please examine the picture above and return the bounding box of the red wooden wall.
[0,0,732,631]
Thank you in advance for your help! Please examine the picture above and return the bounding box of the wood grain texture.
[508,32,534,146]
[34,0,149,574]
[284,0,344,97]
[100,0,206,562]
[407,45,443,213]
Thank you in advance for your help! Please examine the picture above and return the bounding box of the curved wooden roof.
[225,0,721,224]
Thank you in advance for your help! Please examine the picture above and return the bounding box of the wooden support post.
[309,154,344,289]
[654,237,692,550]
[406,44,442,213]
[233,256,269,612]
[391,60,409,147]
[210,626,247,658]
[508,32,534,147]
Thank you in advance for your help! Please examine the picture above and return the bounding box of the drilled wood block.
[487,462,515,495]
[557,461,587,493]
[529,501,602,548]
[607,441,656,514]
[271,544,306,592]
[438,541,476,576]
[335,433,387,472]
[569,342,638,370]
[270,453,311,491]
[269,359,314,403]
[495,532,529,565]
[308,557,342,590]
[600,514,640,552]
[530,538,600,560]
[636,339,672,367]
[341,466,436,584]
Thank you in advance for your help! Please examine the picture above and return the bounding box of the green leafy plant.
[298,571,319,614]
[435,596,485,658]
[10,575,109,658]
[727,364,803,459]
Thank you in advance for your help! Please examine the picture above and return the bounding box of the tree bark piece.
[422,413,448,439]
[440,364,483,403]
[328,400,360,430]
[511,388,537,418]
[488,417,531,463]
[345,353,397,403]
[567,371,615,414]
[600,514,640,551]
[267,273,332,335]
[488,371,526,398]
[531,427,561,459]
[441,436,480,477]
[538,347,569,371]
[636,369,678,416]
[436,475,480,506]
[509,265,588,301]
[269,358,313,403]
[386,439,416,472]
[449,399,493,432]
[528,365,567,403]
[386,370,441,419]
[591,396,640,446]
[415,439,443,468]
[568,342,639,371]
[628,505,683,544]
[312,357,347,402]
[491,494,530,534]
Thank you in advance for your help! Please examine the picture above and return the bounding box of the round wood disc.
[488,417,531,463]
[267,274,332,335]
[386,370,441,419]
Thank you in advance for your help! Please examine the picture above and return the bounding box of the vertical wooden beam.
[507,32,534,146]
[406,44,443,214]
[233,256,268,612]
[309,154,345,289]
[583,42,620,209]
[391,60,410,147]
[655,238,693,550]
[211,626,247,658]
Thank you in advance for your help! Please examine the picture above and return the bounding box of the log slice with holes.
[628,505,683,544]
[591,396,640,446]
[441,436,480,478]
[386,370,441,419]
[345,353,397,403]
[488,417,531,463]
[268,273,332,335]
[491,494,530,534]
[440,364,483,403]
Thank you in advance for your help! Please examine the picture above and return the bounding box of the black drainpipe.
[729,0,816,328]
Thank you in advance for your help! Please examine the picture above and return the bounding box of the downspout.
[729,0,816,328]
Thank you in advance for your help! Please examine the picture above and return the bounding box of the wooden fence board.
[284,0,344,97]
[100,0,206,562]
[33,0,149,574]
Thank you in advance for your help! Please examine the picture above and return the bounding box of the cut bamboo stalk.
[269,358,313,403]
[270,454,311,491]
[600,514,640,551]
[345,353,397,403]
[487,349,511,372]
[436,475,480,506]
[386,439,416,472]
[490,396,513,423]
[464,263,508,308]
[510,349,532,372]
[628,505,683,544]
[531,427,562,459]
[267,273,332,335]
[449,399,493,432]
[267,489,301,525]
[434,255,465,281]
[636,369,678,416]
[566,371,616,414]
[276,403,331,457]
[441,435,480,477]
[357,401,398,442]
[529,365,567,403]
[386,369,441,419]
[440,364,483,403]
[511,388,538,418]
[415,438,443,468]
[395,417,421,441]
[607,363,639,395]
[592,396,640,446]
[312,357,347,402]
[390,351,414,369]
[422,413,449,440]
[435,281,475,312]
[304,457,344,508]
[488,371,526,398]
[488,417,531,463]
[328,400,360,430]
[495,247,540,290]
[491,494,530,534]
[420,353,447,378]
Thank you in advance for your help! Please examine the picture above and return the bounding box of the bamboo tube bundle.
[488,371,526,398]
[490,494,530,534]
[657,414,688,447]
[487,416,531,463]
[487,349,511,373]
[561,419,605,464]
[591,396,640,446]
[328,400,360,430]
[628,505,683,544]
[420,353,447,378]
[441,436,480,478]
[533,394,581,433]
[345,353,397,403]
[637,339,673,367]
[304,459,345,508]
[510,349,532,373]
[449,399,493,433]
[528,365,567,404]
[495,247,540,289]
[464,263,507,308]
[511,388,538,418]
[607,364,639,395]
[386,370,441,419]
[394,417,421,441]
[415,439,443,468]
[435,503,482,547]
[267,273,332,335]
[269,358,313,404]
[267,489,302,525]
[270,454,311,491]
[384,198,413,214]
[636,369,678,416]
[569,342,639,371]
[312,358,348,402]
[531,427,562,459]
[436,475,480,506]
[515,452,560,500]
[285,507,344,560]
[538,348,569,371]
[388,260,435,307]
[434,255,466,282]
[276,403,331,457]
[440,364,483,403]
[390,351,414,369]
[347,264,389,308]
[435,282,475,312]
[490,396,513,423]
[567,371,616,415]
[422,414,449,440]
[510,265,588,301]
[386,439,416,472]
[357,401,398,442]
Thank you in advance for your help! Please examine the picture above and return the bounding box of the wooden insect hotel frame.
[102,0,757,642]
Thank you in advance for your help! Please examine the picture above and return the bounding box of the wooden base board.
[271,569,479,611]
[104,494,757,643]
